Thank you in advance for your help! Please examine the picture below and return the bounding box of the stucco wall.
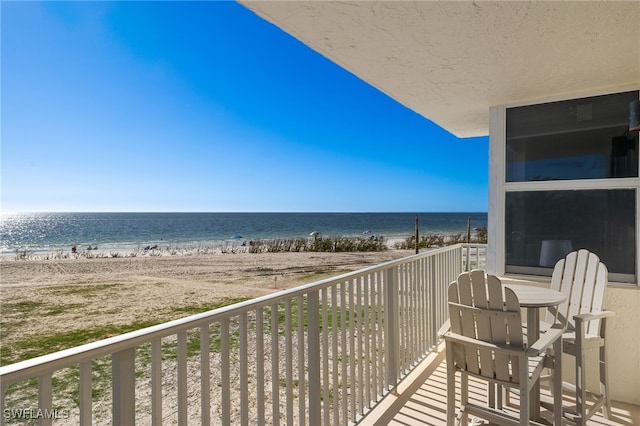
[598,286,640,405]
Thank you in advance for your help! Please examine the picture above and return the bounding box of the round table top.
[505,284,566,308]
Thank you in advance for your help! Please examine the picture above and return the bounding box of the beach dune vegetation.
[248,236,387,253]
[396,227,488,250]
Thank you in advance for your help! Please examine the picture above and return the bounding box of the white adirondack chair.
[445,271,564,426]
[542,249,616,425]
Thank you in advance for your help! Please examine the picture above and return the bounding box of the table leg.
[528,307,541,421]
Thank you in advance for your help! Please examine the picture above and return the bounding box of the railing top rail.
[0,244,465,383]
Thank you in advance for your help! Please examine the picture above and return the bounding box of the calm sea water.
[0,212,487,254]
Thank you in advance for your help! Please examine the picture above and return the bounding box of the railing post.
[79,361,93,425]
[429,255,439,346]
[384,266,399,390]
[0,384,5,426]
[112,348,135,425]
[38,373,53,426]
[151,339,162,426]
[307,291,321,426]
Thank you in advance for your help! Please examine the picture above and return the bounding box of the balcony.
[1,244,637,425]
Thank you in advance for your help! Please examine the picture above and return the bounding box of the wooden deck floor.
[361,343,640,426]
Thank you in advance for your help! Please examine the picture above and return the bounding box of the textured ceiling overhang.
[240,1,640,138]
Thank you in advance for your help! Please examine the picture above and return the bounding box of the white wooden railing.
[462,243,487,272]
[0,244,483,425]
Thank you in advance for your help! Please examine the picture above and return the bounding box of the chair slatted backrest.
[545,249,608,335]
[448,271,524,384]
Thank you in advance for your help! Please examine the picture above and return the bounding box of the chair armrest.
[527,324,564,356]
[437,319,451,339]
[444,332,529,358]
[572,310,615,341]
[573,310,615,323]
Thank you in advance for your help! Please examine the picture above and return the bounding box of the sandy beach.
[1,247,419,424]
[1,249,414,363]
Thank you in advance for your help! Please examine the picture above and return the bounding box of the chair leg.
[520,359,529,426]
[553,339,563,426]
[446,349,456,426]
[488,383,495,408]
[576,347,587,426]
[520,384,529,426]
[461,373,469,426]
[600,344,611,419]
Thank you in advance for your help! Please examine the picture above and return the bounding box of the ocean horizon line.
[2,210,488,215]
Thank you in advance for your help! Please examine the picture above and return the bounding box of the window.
[503,90,639,284]
[505,190,636,283]
[506,91,638,182]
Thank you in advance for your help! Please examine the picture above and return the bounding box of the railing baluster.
[177,330,188,425]
[340,282,348,425]
[200,326,210,426]
[349,279,356,423]
[0,383,5,426]
[79,360,92,424]
[363,275,371,409]
[331,285,339,426]
[297,295,306,426]
[239,313,248,426]
[411,261,416,361]
[357,277,363,415]
[385,266,399,389]
[415,260,420,355]
[405,263,411,367]
[430,255,438,345]
[376,270,383,398]
[418,260,423,353]
[220,320,230,426]
[321,287,330,426]
[424,257,431,348]
[285,300,293,425]
[307,291,321,426]
[400,265,407,371]
[401,265,407,370]
[151,339,162,426]
[220,318,231,425]
[271,304,280,426]
[38,372,53,426]
[256,308,265,425]
[112,348,135,425]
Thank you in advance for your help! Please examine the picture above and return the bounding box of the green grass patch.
[1,320,160,366]
[43,303,85,316]
[1,300,47,314]
[48,283,120,296]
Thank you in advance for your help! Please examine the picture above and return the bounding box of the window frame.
[488,89,640,285]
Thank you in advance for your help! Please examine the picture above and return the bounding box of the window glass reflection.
[506,91,639,182]
[505,190,636,280]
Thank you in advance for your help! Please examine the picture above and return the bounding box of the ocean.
[0,212,487,255]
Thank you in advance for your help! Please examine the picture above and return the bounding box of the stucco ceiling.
[240,1,640,138]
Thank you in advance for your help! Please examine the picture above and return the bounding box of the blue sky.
[1,1,488,213]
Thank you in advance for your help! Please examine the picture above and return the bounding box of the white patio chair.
[541,249,616,425]
[444,271,564,426]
